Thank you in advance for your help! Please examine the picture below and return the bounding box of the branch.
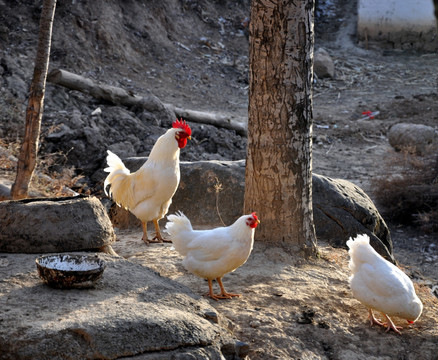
[165,104,247,136]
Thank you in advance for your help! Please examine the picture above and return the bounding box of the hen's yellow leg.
[368,309,402,334]
[382,314,403,334]
[368,309,385,327]
[217,277,241,299]
[141,222,150,245]
[205,278,240,301]
[207,279,220,301]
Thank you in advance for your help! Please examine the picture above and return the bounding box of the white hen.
[165,211,260,300]
[347,234,423,334]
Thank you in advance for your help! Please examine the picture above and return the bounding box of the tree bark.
[11,0,57,199]
[48,69,247,136]
[244,0,317,256]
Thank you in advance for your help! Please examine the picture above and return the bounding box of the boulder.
[110,159,394,261]
[312,174,393,262]
[0,253,240,359]
[114,158,245,228]
[388,122,436,155]
[0,195,115,253]
[314,48,335,78]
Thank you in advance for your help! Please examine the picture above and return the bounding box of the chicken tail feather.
[165,212,193,255]
[103,150,133,208]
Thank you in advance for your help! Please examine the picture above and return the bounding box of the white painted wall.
[357,0,438,50]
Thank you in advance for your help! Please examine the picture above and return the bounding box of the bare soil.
[111,228,438,360]
[1,0,437,358]
[109,4,438,358]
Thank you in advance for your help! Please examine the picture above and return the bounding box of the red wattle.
[178,138,188,148]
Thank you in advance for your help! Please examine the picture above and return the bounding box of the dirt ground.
[111,227,437,360]
[1,0,437,358]
[107,5,438,359]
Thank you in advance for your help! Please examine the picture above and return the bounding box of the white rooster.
[165,211,260,300]
[347,234,423,334]
[104,119,191,244]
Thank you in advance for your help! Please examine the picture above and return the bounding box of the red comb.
[172,118,192,136]
[251,212,258,221]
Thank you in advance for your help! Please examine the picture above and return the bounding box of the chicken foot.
[206,278,241,301]
[141,222,151,245]
[368,309,402,334]
[142,220,172,244]
[382,314,403,334]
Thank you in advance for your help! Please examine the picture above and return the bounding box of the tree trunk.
[244,0,317,256]
[11,0,57,200]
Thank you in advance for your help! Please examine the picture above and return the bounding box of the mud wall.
[357,0,438,51]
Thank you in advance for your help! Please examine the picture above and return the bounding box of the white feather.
[165,212,256,280]
[347,234,423,322]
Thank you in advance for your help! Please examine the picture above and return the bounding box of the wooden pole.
[11,0,57,199]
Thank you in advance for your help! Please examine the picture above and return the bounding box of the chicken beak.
[188,136,191,140]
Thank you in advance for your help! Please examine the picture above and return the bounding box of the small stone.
[221,342,236,356]
[314,47,335,78]
[297,308,315,324]
[249,320,261,328]
[221,341,250,358]
[318,321,330,329]
[204,310,219,323]
[235,341,250,357]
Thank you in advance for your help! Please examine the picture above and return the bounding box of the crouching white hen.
[347,234,423,334]
[165,212,260,300]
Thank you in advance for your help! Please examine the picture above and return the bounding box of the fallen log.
[165,104,247,136]
[47,68,165,111]
[47,69,247,136]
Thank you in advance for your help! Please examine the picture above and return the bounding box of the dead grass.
[373,148,438,233]
[0,139,87,199]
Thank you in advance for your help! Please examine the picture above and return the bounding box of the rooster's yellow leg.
[141,222,150,245]
[150,219,172,243]
[217,277,241,299]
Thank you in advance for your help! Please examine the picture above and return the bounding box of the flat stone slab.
[0,253,237,359]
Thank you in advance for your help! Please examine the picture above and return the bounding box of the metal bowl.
[36,254,106,289]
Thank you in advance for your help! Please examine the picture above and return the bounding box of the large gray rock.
[110,159,245,230]
[0,253,239,359]
[0,195,116,253]
[111,159,394,261]
[175,160,246,226]
[312,174,393,262]
[388,122,436,155]
[314,48,335,78]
